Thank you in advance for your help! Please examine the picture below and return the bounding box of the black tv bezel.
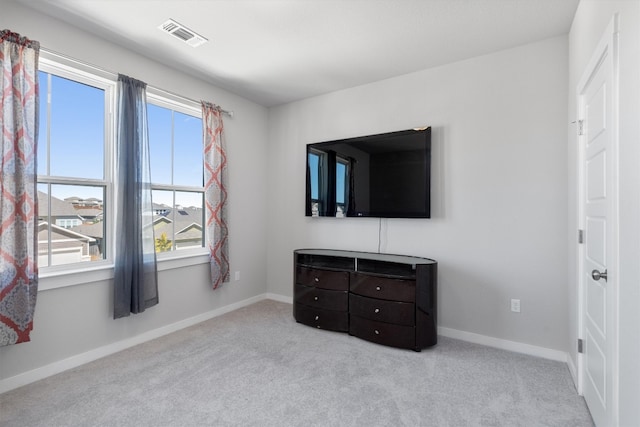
[305,127,431,219]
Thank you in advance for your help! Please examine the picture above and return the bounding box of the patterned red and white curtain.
[202,102,229,289]
[0,30,40,346]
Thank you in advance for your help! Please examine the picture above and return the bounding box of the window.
[336,158,349,217]
[147,95,205,255]
[307,150,350,217]
[37,61,114,270]
[308,151,321,216]
[36,54,206,282]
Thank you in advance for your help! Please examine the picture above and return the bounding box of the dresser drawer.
[294,303,349,332]
[349,315,416,350]
[350,273,415,302]
[294,284,348,311]
[296,266,350,291]
[349,294,414,326]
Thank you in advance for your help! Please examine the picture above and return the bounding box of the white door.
[577,17,618,427]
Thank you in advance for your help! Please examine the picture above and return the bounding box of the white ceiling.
[19,0,579,107]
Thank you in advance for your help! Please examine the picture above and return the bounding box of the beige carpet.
[0,299,593,426]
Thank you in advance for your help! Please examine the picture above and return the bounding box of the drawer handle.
[376,286,381,291]
[314,296,319,301]
[374,308,380,313]
[374,330,380,335]
[314,277,319,282]
[315,315,319,320]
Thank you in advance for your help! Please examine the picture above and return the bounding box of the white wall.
[267,36,569,352]
[0,0,269,386]
[568,2,640,426]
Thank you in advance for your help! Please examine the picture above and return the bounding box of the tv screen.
[306,127,431,218]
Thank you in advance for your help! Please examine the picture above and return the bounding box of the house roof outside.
[153,205,203,243]
[52,200,204,242]
[65,196,103,207]
[70,222,105,240]
[38,222,96,244]
[37,191,82,218]
[74,208,103,220]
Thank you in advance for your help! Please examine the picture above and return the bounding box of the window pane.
[174,191,204,251]
[151,190,204,253]
[38,184,105,266]
[152,190,173,253]
[148,104,173,185]
[49,75,104,179]
[173,112,203,187]
[309,153,319,200]
[336,162,346,204]
[148,102,204,256]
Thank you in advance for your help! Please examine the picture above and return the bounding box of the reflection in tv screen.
[306,127,431,218]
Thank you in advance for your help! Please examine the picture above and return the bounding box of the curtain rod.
[151,87,234,118]
[41,47,234,118]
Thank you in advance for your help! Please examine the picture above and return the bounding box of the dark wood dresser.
[293,249,437,351]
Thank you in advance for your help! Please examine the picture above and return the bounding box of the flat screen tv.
[305,127,431,218]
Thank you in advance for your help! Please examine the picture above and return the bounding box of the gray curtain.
[113,74,158,319]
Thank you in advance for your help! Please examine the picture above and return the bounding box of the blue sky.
[38,71,203,207]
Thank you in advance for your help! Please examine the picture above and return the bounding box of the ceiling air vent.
[158,19,208,47]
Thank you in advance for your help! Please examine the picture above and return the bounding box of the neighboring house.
[38,191,83,229]
[37,191,103,266]
[38,195,202,264]
[65,196,103,208]
[38,222,96,267]
[74,208,103,224]
[70,222,104,259]
[64,197,104,224]
[152,204,204,251]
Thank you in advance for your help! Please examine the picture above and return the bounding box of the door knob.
[591,269,608,282]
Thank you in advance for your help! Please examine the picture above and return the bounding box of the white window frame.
[37,53,116,287]
[37,53,209,292]
[146,88,208,260]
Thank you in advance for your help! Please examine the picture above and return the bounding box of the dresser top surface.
[295,249,436,265]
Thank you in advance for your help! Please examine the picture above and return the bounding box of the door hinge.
[578,229,584,244]
[577,119,585,136]
[578,338,584,354]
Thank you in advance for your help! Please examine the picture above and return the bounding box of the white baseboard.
[567,353,579,391]
[0,293,271,395]
[437,326,569,363]
[265,293,293,304]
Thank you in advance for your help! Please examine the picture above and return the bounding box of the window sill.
[38,251,210,292]
[38,263,114,291]
[157,251,210,272]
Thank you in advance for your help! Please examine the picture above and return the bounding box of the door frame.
[576,14,619,426]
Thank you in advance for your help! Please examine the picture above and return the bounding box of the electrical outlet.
[234,271,240,281]
[511,299,521,313]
